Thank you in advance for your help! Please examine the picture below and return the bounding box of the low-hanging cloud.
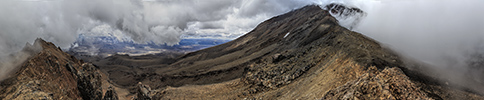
[336,0,484,93]
[355,0,484,66]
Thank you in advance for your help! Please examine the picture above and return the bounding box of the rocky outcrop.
[69,63,104,100]
[323,3,367,29]
[0,39,117,99]
[324,3,365,17]
[133,82,157,100]
[322,67,432,99]
[102,86,119,100]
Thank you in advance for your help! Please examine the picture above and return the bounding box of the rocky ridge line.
[0,38,119,99]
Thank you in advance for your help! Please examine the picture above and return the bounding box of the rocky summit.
[0,39,117,99]
[1,5,484,100]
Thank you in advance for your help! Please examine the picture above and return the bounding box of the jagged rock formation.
[323,3,367,29]
[134,82,154,100]
[102,86,119,100]
[0,39,118,99]
[324,3,365,17]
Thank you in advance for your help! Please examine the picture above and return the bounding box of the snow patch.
[284,32,290,38]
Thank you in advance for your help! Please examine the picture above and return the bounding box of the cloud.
[340,0,484,93]
[0,0,320,49]
[351,0,484,67]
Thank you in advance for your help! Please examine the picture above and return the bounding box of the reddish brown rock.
[0,39,108,99]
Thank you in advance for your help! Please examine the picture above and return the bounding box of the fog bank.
[342,0,484,93]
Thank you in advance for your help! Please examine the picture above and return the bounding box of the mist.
[355,0,484,67]
[338,0,484,93]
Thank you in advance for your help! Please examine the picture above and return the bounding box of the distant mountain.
[68,34,230,57]
[2,4,484,100]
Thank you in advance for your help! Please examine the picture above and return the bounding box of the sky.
[349,0,484,92]
[1,0,484,91]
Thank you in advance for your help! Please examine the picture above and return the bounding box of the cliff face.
[0,39,115,99]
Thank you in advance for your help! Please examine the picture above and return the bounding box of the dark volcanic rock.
[73,63,104,100]
[102,86,119,100]
[134,82,154,100]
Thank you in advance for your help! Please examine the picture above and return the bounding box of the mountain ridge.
[0,38,123,99]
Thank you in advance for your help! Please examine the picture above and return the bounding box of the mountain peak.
[34,38,58,51]
[323,3,367,29]
[0,38,117,99]
[262,4,330,24]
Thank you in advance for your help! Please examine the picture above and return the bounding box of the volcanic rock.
[0,39,115,99]
[102,86,119,100]
[134,82,154,100]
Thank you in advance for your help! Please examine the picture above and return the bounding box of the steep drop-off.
[0,39,120,99]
